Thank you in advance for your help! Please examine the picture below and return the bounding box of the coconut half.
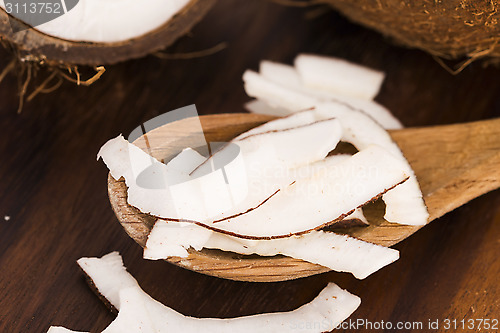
[0,0,215,65]
[146,219,399,279]
[0,0,191,43]
[319,0,500,62]
[49,252,361,333]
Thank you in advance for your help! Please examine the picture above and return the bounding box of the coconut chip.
[294,54,385,100]
[191,145,409,239]
[242,69,428,226]
[99,116,343,224]
[244,57,402,129]
[48,252,361,332]
[146,219,399,279]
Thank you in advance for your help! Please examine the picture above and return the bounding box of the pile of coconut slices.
[49,55,429,332]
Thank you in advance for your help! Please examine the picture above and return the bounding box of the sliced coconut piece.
[244,99,294,117]
[294,54,385,100]
[77,252,138,310]
[314,103,429,226]
[101,284,359,333]
[144,221,213,259]
[234,109,316,140]
[76,252,361,333]
[0,0,191,43]
[100,117,342,223]
[98,135,235,221]
[187,117,343,221]
[242,98,426,225]
[47,328,86,333]
[244,68,402,129]
[146,219,399,279]
[194,145,409,239]
[259,61,304,89]
[243,70,318,111]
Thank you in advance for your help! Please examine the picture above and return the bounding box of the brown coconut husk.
[277,0,500,71]
[320,0,500,69]
[0,0,216,66]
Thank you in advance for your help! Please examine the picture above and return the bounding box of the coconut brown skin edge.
[0,0,216,66]
[320,0,500,61]
[107,113,500,282]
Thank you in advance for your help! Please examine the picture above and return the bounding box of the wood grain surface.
[0,0,499,332]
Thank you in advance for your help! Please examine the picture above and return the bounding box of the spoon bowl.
[108,114,500,282]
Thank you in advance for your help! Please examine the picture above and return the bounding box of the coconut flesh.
[145,219,399,279]
[58,54,430,332]
[0,0,215,65]
[99,125,403,277]
[47,252,361,333]
[98,54,430,276]
[245,55,403,130]
[243,55,429,226]
[0,0,190,43]
[98,116,409,239]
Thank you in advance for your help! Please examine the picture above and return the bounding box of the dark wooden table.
[0,1,499,332]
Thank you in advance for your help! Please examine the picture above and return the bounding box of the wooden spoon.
[108,114,500,282]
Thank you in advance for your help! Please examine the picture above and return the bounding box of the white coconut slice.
[146,219,399,279]
[244,99,294,117]
[314,103,429,226]
[0,0,190,43]
[243,70,318,111]
[144,220,213,259]
[294,54,385,100]
[64,252,361,333]
[259,61,304,89]
[244,68,402,129]
[47,328,85,333]
[193,145,409,239]
[98,135,230,221]
[241,93,427,226]
[100,117,342,223]
[101,284,359,333]
[77,252,139,310]
[234,109,316,140]
[185,117,343,222]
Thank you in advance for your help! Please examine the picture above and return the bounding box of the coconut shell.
[0,0,215,66]
[321,0,500,61]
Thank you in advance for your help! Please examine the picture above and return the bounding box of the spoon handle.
[391,118,500,222]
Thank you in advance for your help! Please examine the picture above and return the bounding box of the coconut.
[99,131,409,238]
[243,57,403,129]
[246,100,429,226]
[242,56,428,225]
[145,219,399,279]
[195,145,409,239]
[0,0,215,66]
[98,117,343,224]
[47,328,84,333]
[319,0,500,65]
[294,54,385,100]
[49,252,361,333]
